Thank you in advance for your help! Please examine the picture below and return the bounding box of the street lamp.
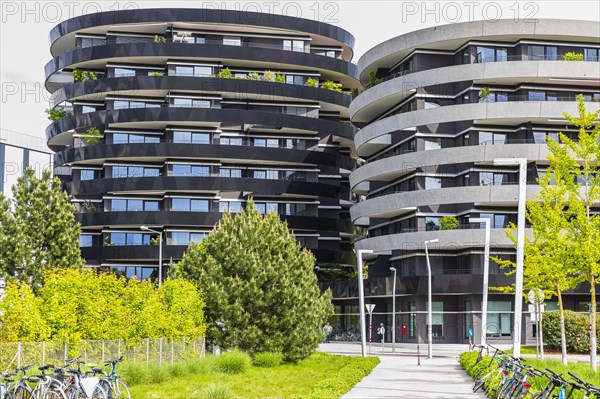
[469,217,491,347]
[424,238,439,360]
[493,158,527,357]
[390,267,397,353]
[141,226,163,287]
[356,249,373,357]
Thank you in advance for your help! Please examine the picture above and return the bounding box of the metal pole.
[494,158,527,358]
[357,249,373,357]
[368,312,373,355]
[470,218,490,347]
[424,239,438,360]
[158,232,163,287]
[390,267,397,353]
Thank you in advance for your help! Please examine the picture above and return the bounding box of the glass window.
[128,200,143,211]
[172,32,195,43]
[220,137,242,146]
[111,199,127,211]
[253,170,267,179]
[528,45,557,61]
[112,166,128,178]
[424,138,441,151]
[219,202,242,213]
[476,47,507,63]
[79,235,93,247]
[487,301,512,337]
[80,170,95,181]
[528,91,545,101]
[584,48,599,62]
[173,98,191,108]
[424,101,440,109]
[113,100,129,110]
[408,302,417,338]
[425,217,441,231]
[426,301,444,337]
[194,66,212,77]
[223,36,241,46]
[175,66,194,76]
[425,177,442,189]
[171,232,190,245]
[80,37,106,48]
[283,40,304,52]
[286,75,305,85]
[220,168,242,178]
[81,105,96,114]
[172,198,190,211]
[114,68,136,77]
[191,199,209,212]
[192,99,211,108]
[546,92,558,102]
[144,201,159,211]
[173,131,192,143]
[109,233,126,246]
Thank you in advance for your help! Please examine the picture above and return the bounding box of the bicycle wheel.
[111,380,130,399]
[473,377,485,393]
[91,385,108,399]
[43,389,68,399]
[13,386,31,399]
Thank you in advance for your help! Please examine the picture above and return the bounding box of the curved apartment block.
[45,9,361,281]
[325,19,600,344]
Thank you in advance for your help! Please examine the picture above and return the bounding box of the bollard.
[417,343,421,366]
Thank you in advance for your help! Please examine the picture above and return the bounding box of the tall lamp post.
[390,267,397,353]
[356,249,373,357]
[141,226,163,287]
[424,238,439,360]
[493,158,527,357]
[469,217,491,347]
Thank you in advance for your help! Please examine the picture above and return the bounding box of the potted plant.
[478,87,490,102]
[81,127,103,145]
[563,52,584,61]
[305,78,317,87]
[217,68,234,79]
[45,107,70,122]
[321,80,343,92]
[263,70,276,82]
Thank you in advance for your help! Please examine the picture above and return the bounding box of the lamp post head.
[424,239,439,245]
[493,158,526,166]
[389,267,396,272]
[469,217,490,224]
[140,225,149,231]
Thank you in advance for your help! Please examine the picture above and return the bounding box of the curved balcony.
[76,211,352,233]
[71,175,351,199]
[49,8,356,58]
[351,60,600,123]
[354,101,599,157]
[46,107,357,151]
[350,185,542,223]
[44,43,359,90]
[51,76,352,109]
[349,144,548,190]
[358,19,600,84]
[56,143,354,170]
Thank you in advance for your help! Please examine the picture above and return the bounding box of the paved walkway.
[319,343,486,399]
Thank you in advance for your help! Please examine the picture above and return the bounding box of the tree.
[0,168,84,290]
[439,216,459,230]
[172,200,333,361]
[0,282,49,342]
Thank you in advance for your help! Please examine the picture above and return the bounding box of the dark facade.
[321,19,600,345]
[44,9,361,280]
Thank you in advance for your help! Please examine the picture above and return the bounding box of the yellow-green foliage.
[0,269,206,343]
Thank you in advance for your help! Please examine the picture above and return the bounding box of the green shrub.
[247,72,260,80]
[45,107,70,121]
[321,80,343,92]
[369,71,382,87]
[154,35,167,43]
[351,88,359,99]
[252,352,283,367]
[276,73,286,83]
[563,52,584,61]
[149,71,165,76]
[263,70,276,82]
[300,356,379,399]
[217,68,234,79]
[216,350,251,374]
[203,384,234,399]
[72,69,97,82]
[543,310,594,353]
[305,78,317,87]
[440,216,459,230]
[81,127,103,145]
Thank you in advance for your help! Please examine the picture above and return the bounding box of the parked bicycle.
[88,356,131,399]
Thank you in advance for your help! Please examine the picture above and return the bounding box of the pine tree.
[0,168,83,290]
[172,200,333,361]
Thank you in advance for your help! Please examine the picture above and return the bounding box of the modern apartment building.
[0,129,52,198]
[44,9,360,280]
[323,19,600,344]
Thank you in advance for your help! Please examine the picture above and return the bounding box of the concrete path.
[319,343,486,399]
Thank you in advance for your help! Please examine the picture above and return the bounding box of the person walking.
[377,323,385,351]
[323,322,333,343]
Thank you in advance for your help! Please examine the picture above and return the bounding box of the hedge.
[542,310,596,353]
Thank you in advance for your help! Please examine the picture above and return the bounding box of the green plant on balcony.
[305,78,317,87]
[563,52,584,61]
[104,235,115,247]
[150,236,161,245]
[81,127,103,145]
[439,216,459,230]
[218,67,234,79]
[72,69,97,82]
[154,35,167,43]
[247,71,261,80]
[275,73,286,83]
[321,80,343,92]
[369,71,382,87]
[478,86,490,102]
[45,107,70,122]
[149,71,165,76]
[351,88,360,99]
[263,70,276,82]
[82,201,96,213]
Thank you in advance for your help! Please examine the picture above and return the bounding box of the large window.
[171,232,207,245]
[174,65,213,77]
[114,68,136,77]
[79,234,94,247]
[283,39,304,52]
[426,301,444,337]
[476,47,508,63]
[111,199,159,212]
[584,48,599,62]
[111,266,156,280]
[219,201,243,213]
[253,170,279,180]
[285,75,305,85]
[479,132,506,145]
[528,45,557,61]
[173,131,211,144]
[80,37,106,48]
[112,133,160,144]
[80,169,96,181]
[253,138,279,148]
[408,302,417,338]
[425,216,441,231]
[220,168,242,178]
[112,165,160,178]
[172,98,211,108]
[107,232,152,246]
[528,91,546,101]
[255,202,279,214]
[425,177,442,190]
[487,301,512,337]
[479,172,509,186]
[479,213,508,228]
[223,36,241,46]
[424,138,442,151]
[172,198,210,212]
[220,137,243,146]
[113,99,161,109]
[172,164,210,176]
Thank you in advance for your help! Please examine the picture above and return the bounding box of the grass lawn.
[129,352,377,399]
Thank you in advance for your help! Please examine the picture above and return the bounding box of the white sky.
[1,0,599,143]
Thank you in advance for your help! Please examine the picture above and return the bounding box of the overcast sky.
[1,0,599,143]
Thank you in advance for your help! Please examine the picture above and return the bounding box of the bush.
[217,68,234,79]
[563,52,584,61]
[543,310,594,353]
[216,350,251,374]
[252,352,283,367]
[300,356,379,399]
[321,80,343,92]
[305,78,317,87]
[440,216,459,230]
[72,69,97,82]
[276,73,286,83]
[203,384,234,399]
[81,127,103,145]
[263,70,276,82]
[45,107,70,121]
[247,72,260,80]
